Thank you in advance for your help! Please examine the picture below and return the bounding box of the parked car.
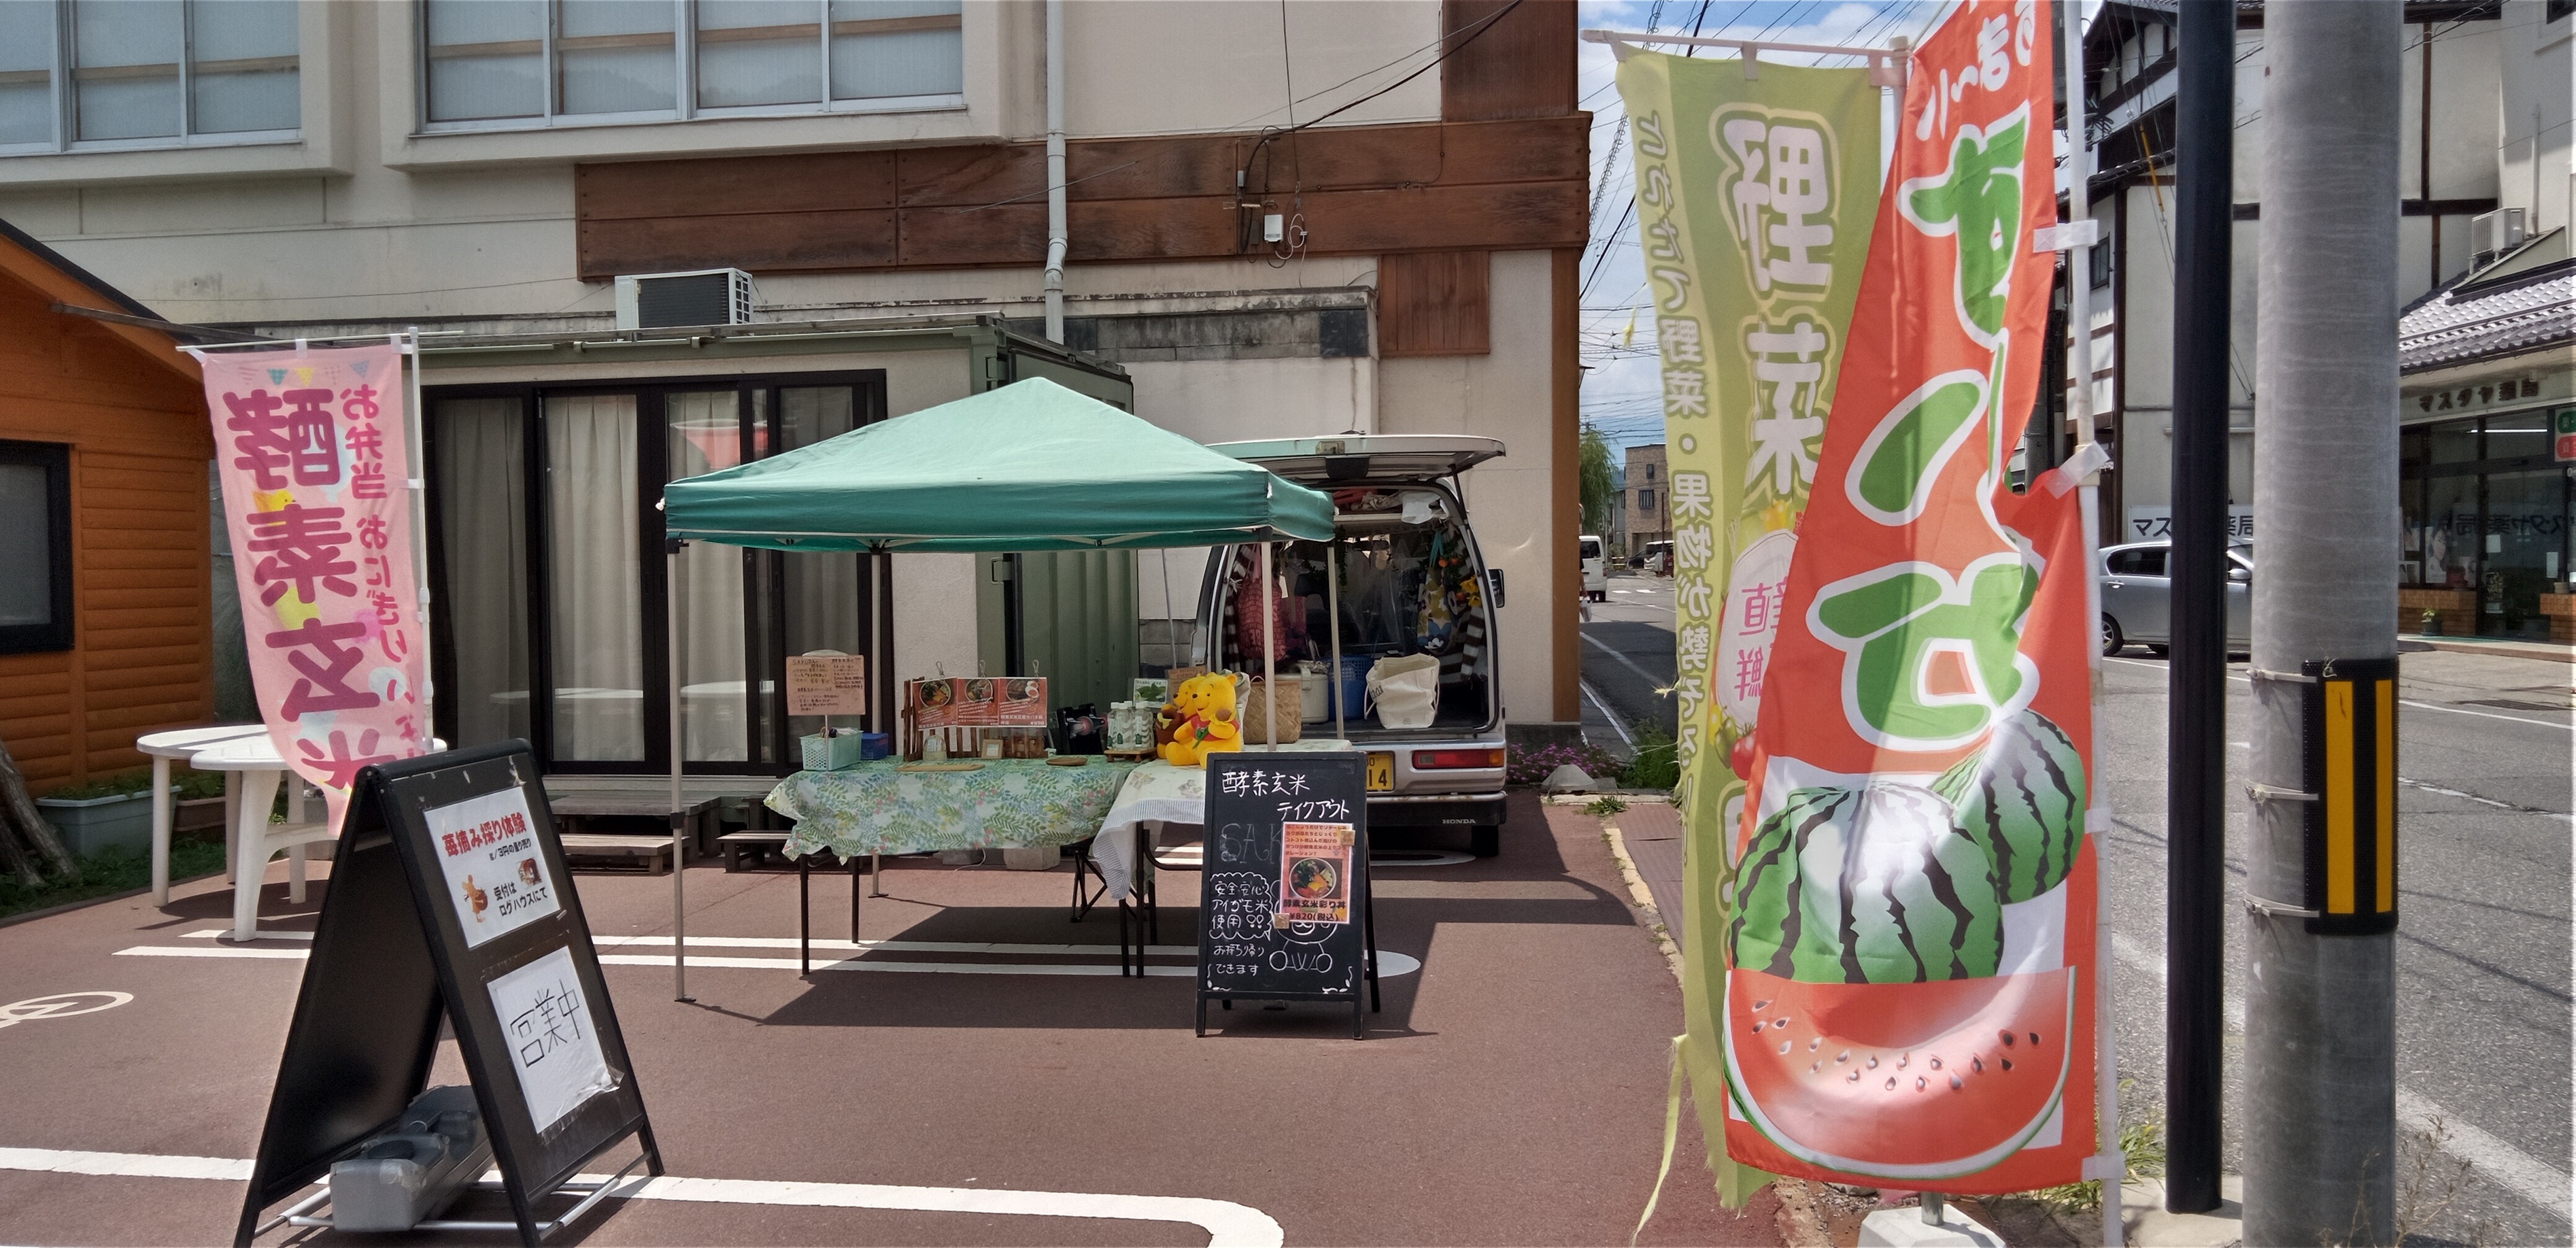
[1638,539,1673,576]
[1579,534,1607,602]
[2099,539,2254,656]
[1202,435,1510,856]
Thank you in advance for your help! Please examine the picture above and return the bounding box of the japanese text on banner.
[203,345,428,810]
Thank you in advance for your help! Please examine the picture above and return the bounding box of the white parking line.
[2107,933,2571,1221]
[0,1146,1285,1247]
[118,943,1424,979]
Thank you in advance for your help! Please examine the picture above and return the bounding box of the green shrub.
[1619,727,1680,791]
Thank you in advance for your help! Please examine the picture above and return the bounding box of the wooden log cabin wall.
[0,221,213,792]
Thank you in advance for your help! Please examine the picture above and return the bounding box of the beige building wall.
[1378,251,1560,727]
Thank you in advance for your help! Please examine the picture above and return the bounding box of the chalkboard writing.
[235,742,660,1246]
[1196,752,1379,1037]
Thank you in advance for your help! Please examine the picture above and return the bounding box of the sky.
[1574,0,1952,454]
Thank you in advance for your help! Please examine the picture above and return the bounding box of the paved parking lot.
[0,794,1779,1247]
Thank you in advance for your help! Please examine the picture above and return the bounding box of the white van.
[1200,435,1510,856]
[1579,535,1607,602]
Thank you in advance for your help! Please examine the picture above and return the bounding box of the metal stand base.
[265,1150,651,1242]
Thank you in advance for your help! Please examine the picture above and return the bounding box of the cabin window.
[0,441,73,654]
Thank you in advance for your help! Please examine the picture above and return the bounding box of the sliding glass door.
[427,371,887,774]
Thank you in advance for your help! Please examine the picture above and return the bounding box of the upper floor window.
[421,0,963,130]
[0,0,299,153]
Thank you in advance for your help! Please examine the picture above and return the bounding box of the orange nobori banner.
[1723,0,2099,1193]
[203,344,431,822]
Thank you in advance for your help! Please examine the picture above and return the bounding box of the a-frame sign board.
[1194,751,1380,1038]
[235,741,660,1246]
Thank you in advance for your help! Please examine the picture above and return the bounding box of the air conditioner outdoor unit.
[2468,208,2526,267]
[613,268,755,330]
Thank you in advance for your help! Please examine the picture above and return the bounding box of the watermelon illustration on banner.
[202,344,430,826]
[1725,1,2099,1192]
[1610,44,1881,1204]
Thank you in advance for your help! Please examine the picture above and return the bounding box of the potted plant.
[2419,607,2441,637]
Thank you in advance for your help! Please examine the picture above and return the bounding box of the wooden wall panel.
[1442,0,1580,122]
[575,116,1590,278]
[0,256,212,791]
[1378,251,1491,357]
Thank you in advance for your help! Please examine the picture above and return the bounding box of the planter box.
[33,788,168,858]
[175,796,226,834]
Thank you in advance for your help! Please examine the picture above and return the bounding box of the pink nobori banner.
[203,344,428,815]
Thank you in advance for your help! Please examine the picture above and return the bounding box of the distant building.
[1624,443,1669,559]
[1605,460,1629,557]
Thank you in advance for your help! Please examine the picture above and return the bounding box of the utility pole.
[2163,0,2232,1215]
[2245,3,2403,1244]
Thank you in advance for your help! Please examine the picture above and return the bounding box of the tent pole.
[1260,541,1276,752]
[668,539,690,1002]
[1328,538,1343,741]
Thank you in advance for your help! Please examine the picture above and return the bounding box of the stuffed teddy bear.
[1158,671,1244,768]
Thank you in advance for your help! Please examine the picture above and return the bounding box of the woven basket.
[1241,675,1304,745]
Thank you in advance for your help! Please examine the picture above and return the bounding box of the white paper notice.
[487,945,616,1134]
[425,788,561,949]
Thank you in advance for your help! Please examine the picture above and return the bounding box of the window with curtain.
[430,399,532,749]
[546,394,646,762]
[0,0,299,152]
[419,0,961,129]
[426,373,883,773]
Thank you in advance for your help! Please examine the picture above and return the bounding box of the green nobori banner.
[1611,47,1880,1205]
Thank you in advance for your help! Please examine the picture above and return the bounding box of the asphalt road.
[1581,574,1679,744]
[1580,572,2573,1242]
[2097,645,2573,1247]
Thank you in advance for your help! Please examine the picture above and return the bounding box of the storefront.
[418,317,1136,776]
[2396,232,2575,641]
[2400,397,2575,638]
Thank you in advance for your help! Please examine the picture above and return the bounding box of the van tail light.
[1412,748,1506,770]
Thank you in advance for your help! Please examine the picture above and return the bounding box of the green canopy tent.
[654,377,1338,998]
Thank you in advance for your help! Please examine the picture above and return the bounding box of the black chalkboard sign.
[235,741,660,1246]
[1196,751,1380,1038]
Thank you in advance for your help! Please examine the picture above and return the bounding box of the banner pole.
[403,329,434,741]
[2060,5,2123,1245]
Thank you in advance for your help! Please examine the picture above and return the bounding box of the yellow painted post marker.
[2375,679,2396,913]
[2324,680,2355,915]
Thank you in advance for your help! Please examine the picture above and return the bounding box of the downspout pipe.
[1044,0,1067,344]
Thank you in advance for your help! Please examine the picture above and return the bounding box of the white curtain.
[560,0,675,115]
[778,386,864,739]
[828,0,961,99]
[424,0,543,121]
[190,0,298,133]
[0,1,55,145]
[433,399,531,749]
[74,0,181,140]
[698,0,820,107]
[666,391,749,761]
[547,395,644,760]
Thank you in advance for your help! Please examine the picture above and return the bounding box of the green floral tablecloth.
[768,758,1142,859]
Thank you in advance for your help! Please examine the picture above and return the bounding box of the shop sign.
[2126,505,2253,543]
[2556,407,2576,462]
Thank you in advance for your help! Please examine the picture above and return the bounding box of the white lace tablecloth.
[1092,742,1351,901]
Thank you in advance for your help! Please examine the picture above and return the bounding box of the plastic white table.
[188,733,334,943]
[135,724,267,905]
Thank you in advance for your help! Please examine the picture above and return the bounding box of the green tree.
[1579,425,1616,533]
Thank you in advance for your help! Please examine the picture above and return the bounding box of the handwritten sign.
[785,655,868,717]
[1195,752,1376,1035]
[486,946,616,1133]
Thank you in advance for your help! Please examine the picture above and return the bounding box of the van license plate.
[1366,752,1394,791]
